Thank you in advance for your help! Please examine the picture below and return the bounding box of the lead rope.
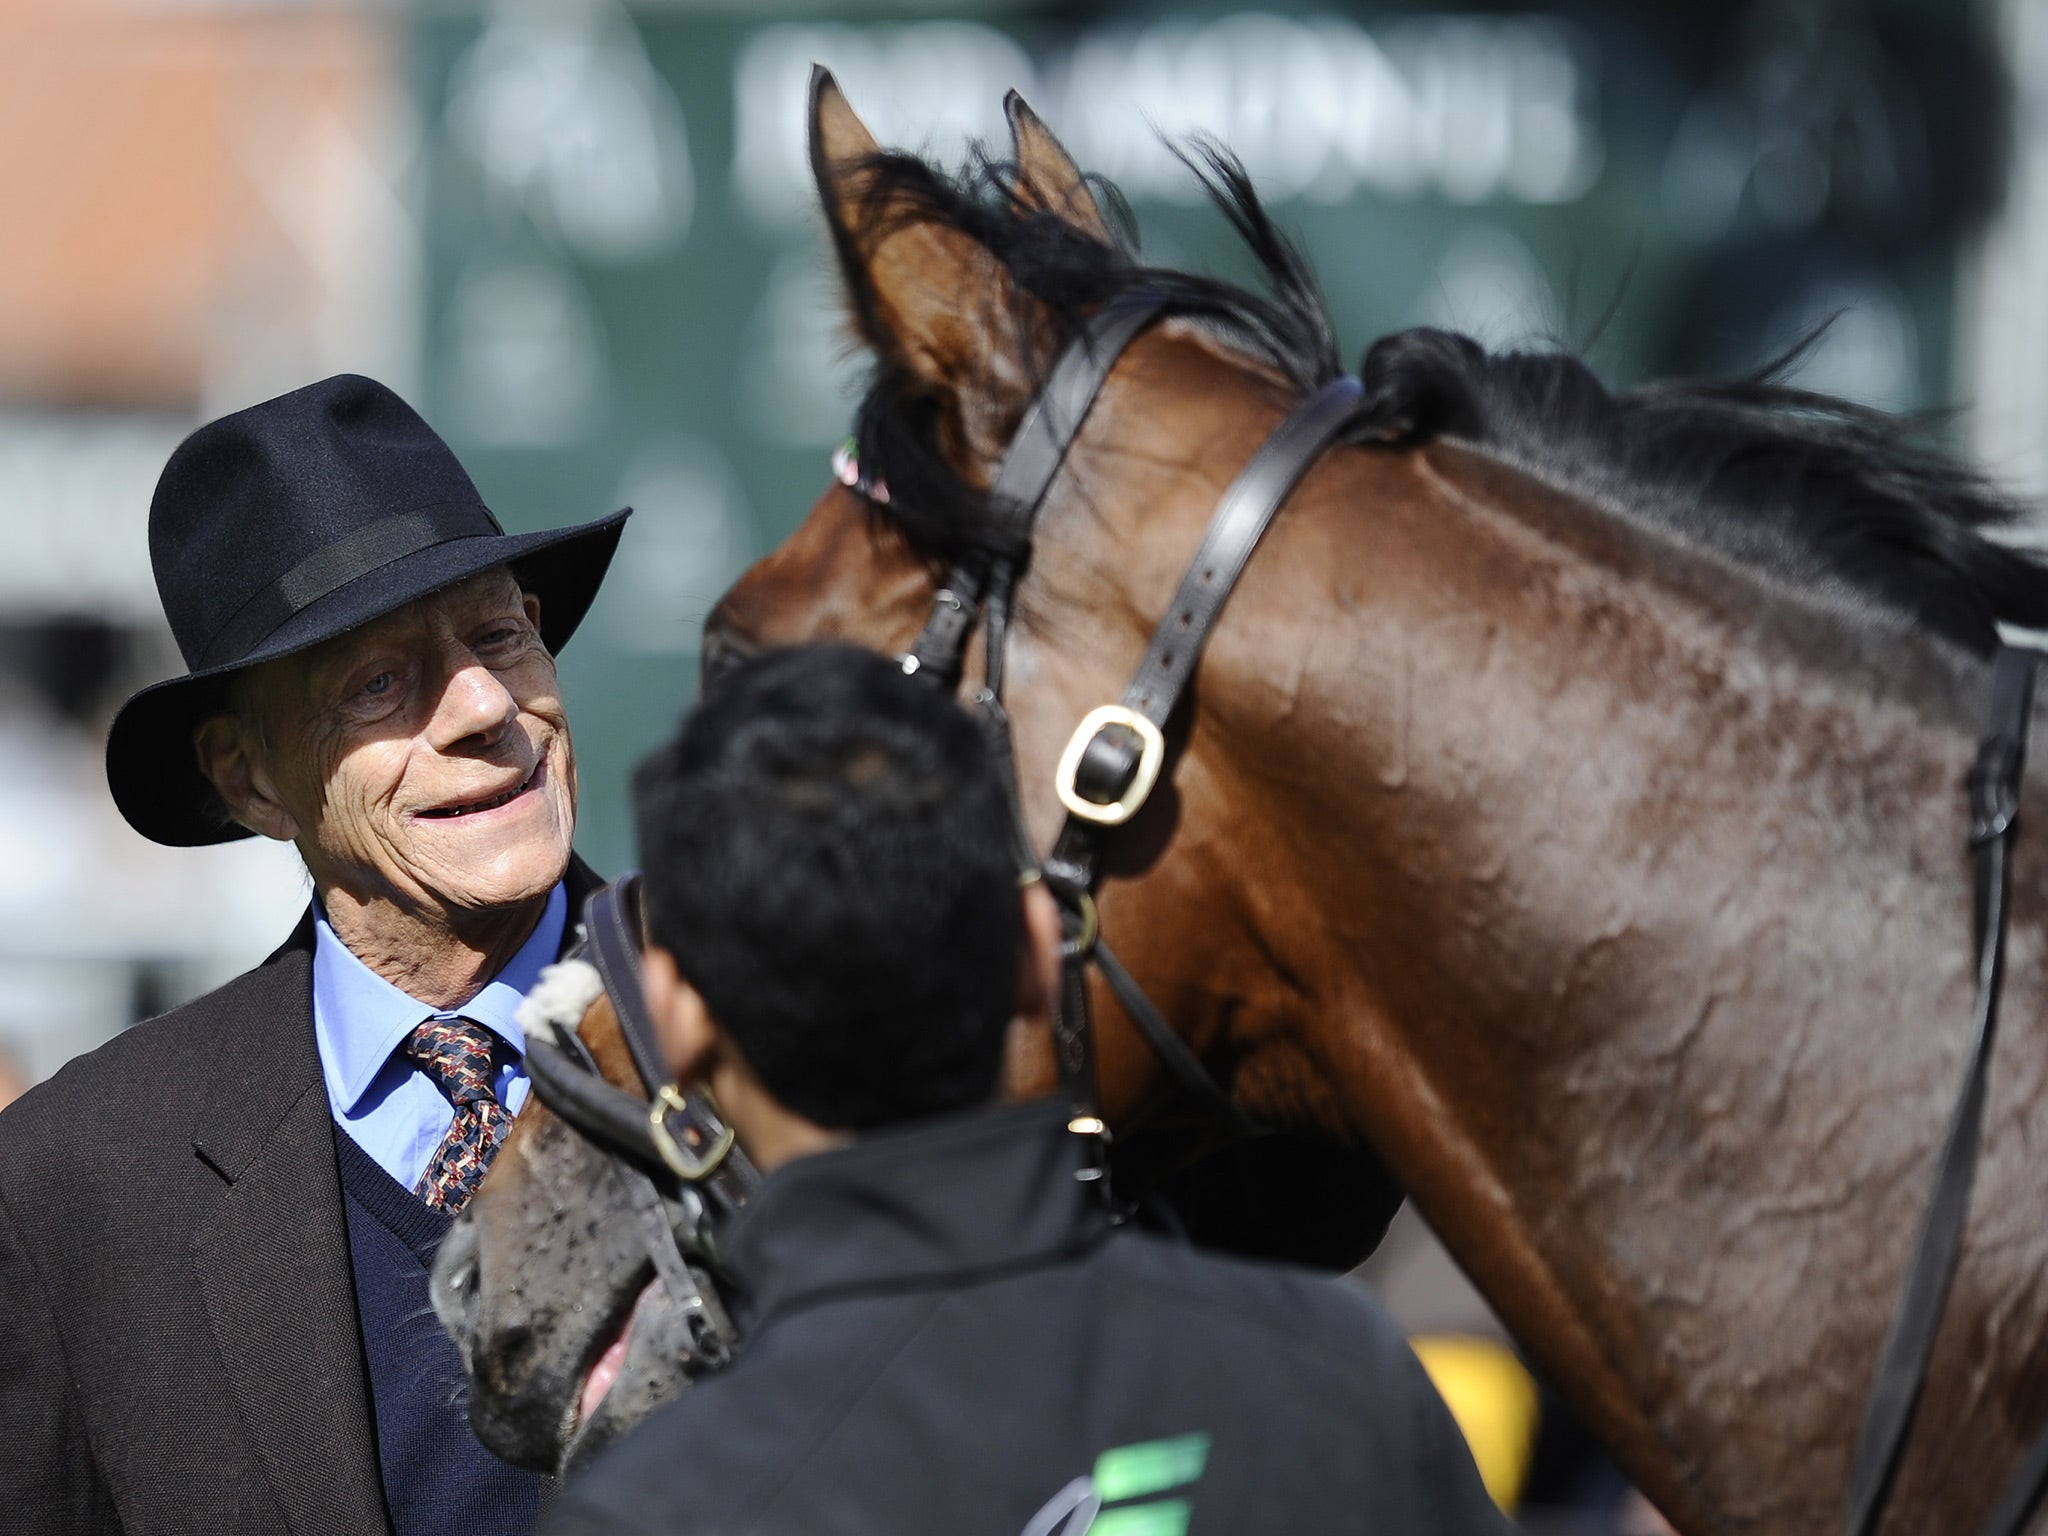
[1843,645,2045,1536]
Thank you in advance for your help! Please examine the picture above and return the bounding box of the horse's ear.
[1005,90,1114,247]
[809,66,1047,472]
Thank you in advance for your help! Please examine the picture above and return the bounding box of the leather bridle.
[521,877,757,1382]
[886,289,1381,1151]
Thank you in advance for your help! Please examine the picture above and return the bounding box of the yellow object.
[1410,1334,1540,1512]
[648,1085,735,1182]
[1054,705,1167,825]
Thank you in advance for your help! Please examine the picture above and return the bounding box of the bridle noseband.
[521,877,758,1383]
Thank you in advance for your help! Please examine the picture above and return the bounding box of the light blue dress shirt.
[312,882,566,1192]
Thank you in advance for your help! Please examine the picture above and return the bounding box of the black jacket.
[0,858,601,1535]
[544,1101,1509,1536]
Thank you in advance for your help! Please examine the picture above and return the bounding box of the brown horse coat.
[697,74,2048,1536]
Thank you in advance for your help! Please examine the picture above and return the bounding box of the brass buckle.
[648,1084,735,1182]
[1061,888,1099,959]
[1054,705,1166,826]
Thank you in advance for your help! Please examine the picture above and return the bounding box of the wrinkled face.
[433,992,709,1475]
[241,569,576,916]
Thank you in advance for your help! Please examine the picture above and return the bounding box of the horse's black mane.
[849,145,2048,656]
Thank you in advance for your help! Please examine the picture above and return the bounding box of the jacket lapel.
[185,865,603,1536]
[189,912,391,1536]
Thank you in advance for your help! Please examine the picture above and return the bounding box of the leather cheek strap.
[1055,376,1370,818]
[899,292,1170,689]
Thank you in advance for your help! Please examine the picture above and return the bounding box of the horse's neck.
[1194,443,2048,1535]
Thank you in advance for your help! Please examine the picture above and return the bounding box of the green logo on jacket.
[1020,1433,1212,1536]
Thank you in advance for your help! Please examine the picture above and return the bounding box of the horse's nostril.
[430,1214,483,1336]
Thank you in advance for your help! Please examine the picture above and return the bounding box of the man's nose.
[432,654,520,748]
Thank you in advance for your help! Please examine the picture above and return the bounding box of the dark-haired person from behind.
[543,643,1508,1536]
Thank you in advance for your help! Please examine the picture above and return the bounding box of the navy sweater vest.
[335,1129,546,1536]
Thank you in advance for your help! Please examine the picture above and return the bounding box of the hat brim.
[107,507,631,847]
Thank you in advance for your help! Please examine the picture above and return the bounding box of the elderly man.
[0,375,628,1536]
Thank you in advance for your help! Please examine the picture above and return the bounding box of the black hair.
[633,643,1022,1131]
[845,142,2048,655]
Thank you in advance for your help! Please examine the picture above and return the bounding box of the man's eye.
[361,671,396,698]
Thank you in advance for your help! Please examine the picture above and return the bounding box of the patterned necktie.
[404,1017,511,1214]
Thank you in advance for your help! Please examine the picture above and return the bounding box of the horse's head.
[431,980,709,1476]
[709,72,1373,1135]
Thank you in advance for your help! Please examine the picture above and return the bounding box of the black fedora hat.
[106,373,630,847]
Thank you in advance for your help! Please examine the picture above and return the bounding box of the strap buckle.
[1055,705,1166,826]
[648,1084,736,1182]
[1056,886,1100,960]
[1067,1112,1111,1185]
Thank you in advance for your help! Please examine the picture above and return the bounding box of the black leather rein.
[1843,645,2048,1536]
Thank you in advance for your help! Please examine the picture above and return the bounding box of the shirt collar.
[312,881,567,1114]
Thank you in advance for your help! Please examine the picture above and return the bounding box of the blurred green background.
[0,0,2026,1081]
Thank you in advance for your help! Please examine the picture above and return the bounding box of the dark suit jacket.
[0,858,602,1535]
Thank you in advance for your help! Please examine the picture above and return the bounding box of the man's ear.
[809,66,1054,474]
[1014,880,1063,1035]
[999,880,1066,1101]
[642,944,718,1086]
[192,712,299,843]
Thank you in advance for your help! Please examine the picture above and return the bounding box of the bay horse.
[442,77,2048,1532]
[700,78,2048,1535]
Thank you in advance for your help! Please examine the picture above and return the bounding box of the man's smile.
[416,751,549,820]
